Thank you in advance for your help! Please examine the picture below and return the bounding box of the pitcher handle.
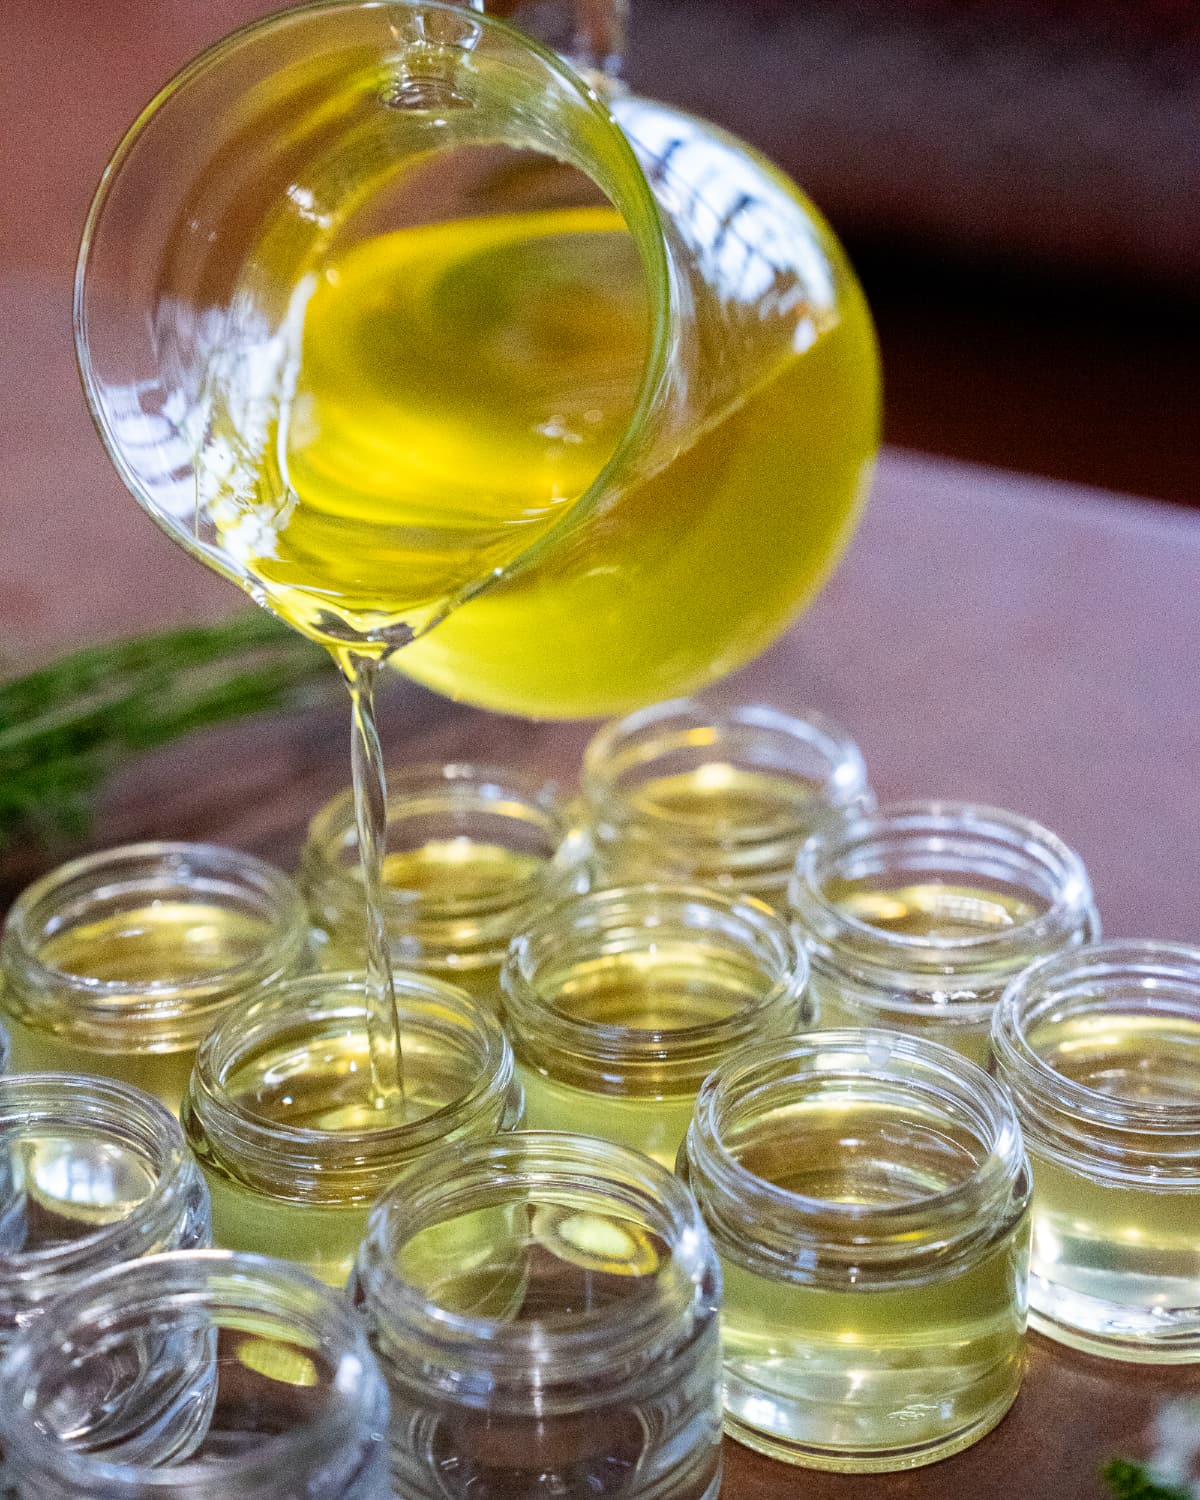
[463,0,628,82]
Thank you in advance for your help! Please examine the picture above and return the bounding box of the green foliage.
[1104,1459,1192,1500]
[0,612,336,850]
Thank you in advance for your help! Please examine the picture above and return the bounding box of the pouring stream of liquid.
[339,652,406,1113]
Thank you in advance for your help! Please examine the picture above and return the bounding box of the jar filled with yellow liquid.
[0,1074,210,1350]
[355,1132,723,1500]
[788,802,1099,1065]
[582,700,873,903]
[0,1250,392,1499]
[182,973,520,1285]
[502,885,810,1166]
[0,844,311,1114]
[993,941,1200,1363]
[301,764,583,1007]
[678,1031,1031,1471]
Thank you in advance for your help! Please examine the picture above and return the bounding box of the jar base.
[1030,1280,1200,1365]
[723,1390,1020,1473]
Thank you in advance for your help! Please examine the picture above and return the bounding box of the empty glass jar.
[355,1131,723,1500]
[678,1030,1031,1471]
[0,1074,210,1350]
[789,801,1098,1065]
[992,940,1200,1363]
[0,843,311,1113]
[583,700,872,902]
[502,883,810,1165]
[302,764,582,1008]
[0,1249,391,1498]
[182,972,520,1285]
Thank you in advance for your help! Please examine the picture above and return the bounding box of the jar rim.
[685,1030,1026,1244]
[358,1130,715,1366]
[791,800,1096,979]
[0,1073,199,1275]
[303,762,571,918]
[0,1250,386,1495]
[184,972,514,1185]
[583,699,871,829]
[502,883,809,1078]
[0,841,308,1021]
[992,939,1200,1132]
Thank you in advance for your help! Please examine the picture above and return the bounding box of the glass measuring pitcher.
[76,0,878,719]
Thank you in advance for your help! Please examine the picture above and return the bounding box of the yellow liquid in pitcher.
[204,206,648,647]
[205,202,876,710]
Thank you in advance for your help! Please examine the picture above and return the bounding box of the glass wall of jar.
[301,764,583,1009]
[788,801,1098,1065]
[182,972,520,1286]
[992,941,1200,1363]
[678,1030,1031,1471]
[582,699,872,903]
[502,884,810,1166]
[355,1131,723,1500]
[0,1074,210,1351]
[0,843,311,1114]
[0,1249,391,1499]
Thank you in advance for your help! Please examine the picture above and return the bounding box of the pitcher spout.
[460,0,628,81]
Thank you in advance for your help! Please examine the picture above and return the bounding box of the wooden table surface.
[3,4,1199,1497]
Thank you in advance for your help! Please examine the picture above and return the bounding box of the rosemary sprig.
[1105,1460,1193,1500]
[0,612,337,850]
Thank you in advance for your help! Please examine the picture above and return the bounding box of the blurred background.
[3,0,1198,670]
[7,1,1198,508]
[631,0,1200,505]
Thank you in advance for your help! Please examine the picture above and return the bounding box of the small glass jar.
[679,1030,1031,1472]
[503,884,811,1166]
[355,1131,723,1500]
[0,1249,391,1499]
[0,843,311,1114]
[582,699,873,902]
[182,972,521,1286]
[302,764,584,1009]
[788,801,1099,1065]
[992,940,1200,1363]
[0,1074,210,1350]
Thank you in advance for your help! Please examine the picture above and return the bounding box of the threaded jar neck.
[356,1131,720,1404]
[0,1074,210,1343]
[680,1030,1029,1286]
[301,764,581,976]
[582,700,872,897]
[502,883,810,1093]
[182,972,516,1204]
[789,801,1098,1024]
[0,843,309,1052]
[0,1250,390,1499]
[992,940,1200,1185]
